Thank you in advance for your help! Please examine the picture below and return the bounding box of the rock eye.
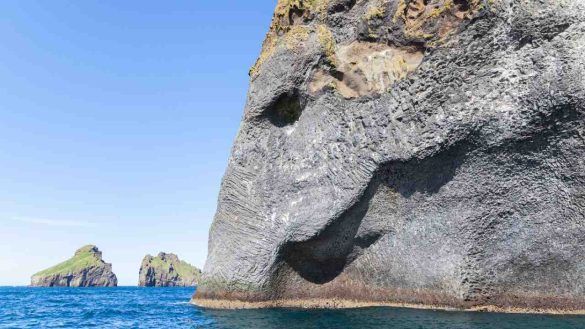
[454,0,471,12]
[265,92,303,127]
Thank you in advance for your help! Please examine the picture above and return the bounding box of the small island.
[31,245,118,287]
[138,252,201,287]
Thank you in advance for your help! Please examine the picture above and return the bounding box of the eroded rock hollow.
[193,0,585,312]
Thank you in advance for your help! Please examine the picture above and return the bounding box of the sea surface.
[1,287,585,328]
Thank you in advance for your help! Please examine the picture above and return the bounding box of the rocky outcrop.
[31,245,117,287]
[193,0,585,313]
[138,252,201,287]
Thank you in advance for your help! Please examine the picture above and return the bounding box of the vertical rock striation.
[31,245,117,287]
[193,0,585,313]
[138,252,201,287]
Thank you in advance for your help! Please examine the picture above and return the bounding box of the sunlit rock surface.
[193,0,585,312]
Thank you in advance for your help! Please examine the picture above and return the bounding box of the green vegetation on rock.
[33,245,103,277]
[31,244,117,287]
[150,256,200,281]
[139,252,201,287]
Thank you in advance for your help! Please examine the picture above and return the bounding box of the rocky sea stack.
[138,252,201,287]
[193,0,585,313]
[31,245,117,287]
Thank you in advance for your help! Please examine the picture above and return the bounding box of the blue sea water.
[1,287,585,328]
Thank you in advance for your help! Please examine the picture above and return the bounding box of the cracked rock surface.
[193,0,585,311]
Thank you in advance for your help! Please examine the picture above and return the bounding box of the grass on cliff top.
[149,256,201,281]
[33,246,103,277]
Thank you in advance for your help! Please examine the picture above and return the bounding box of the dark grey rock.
[193,0,585,312]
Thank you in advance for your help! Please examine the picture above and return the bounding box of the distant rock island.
[138,252,201,287]
[31,245,117,287]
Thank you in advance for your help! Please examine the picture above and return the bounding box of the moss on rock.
[138,252,201,287]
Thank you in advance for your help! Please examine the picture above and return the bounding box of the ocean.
[1,287,584,328]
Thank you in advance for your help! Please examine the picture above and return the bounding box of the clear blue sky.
[0,0,276,286]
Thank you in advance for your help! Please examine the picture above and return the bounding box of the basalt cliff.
[193,0,585,313]
[138,252,201,287]
[31,245,117,287]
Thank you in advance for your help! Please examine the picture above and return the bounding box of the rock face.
[193,0,585,312]
[138,252,201,287]
[31,245,117,287]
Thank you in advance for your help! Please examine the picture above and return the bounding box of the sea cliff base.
[191,297,585,315]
